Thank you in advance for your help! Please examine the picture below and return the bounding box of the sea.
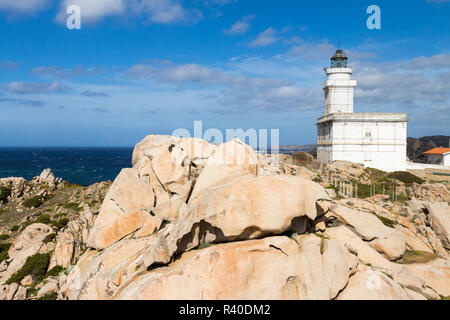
[0,148,133,186]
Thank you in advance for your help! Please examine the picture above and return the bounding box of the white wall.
[317,119,407,172]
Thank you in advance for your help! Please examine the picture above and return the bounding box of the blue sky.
[0,0,449,147]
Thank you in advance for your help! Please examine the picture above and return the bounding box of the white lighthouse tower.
[316,49,408,172]
[323,50,357,115]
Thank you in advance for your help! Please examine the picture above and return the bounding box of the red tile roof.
[423,147,450,155]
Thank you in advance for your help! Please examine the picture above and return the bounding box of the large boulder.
[87,168,155,250]
[318,201,406,260]
[406,258,450,297]
[424,202,450,249]
[142,175,330,269]
[63,236,157,300]
[0,224,53,285]
[337,268,410,300]
[189,138,258,201]
[115,235,356,300]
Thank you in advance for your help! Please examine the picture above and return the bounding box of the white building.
[423,148,450,166]
[316,49,408,172]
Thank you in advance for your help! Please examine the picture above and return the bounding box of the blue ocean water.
[0,148,133,186]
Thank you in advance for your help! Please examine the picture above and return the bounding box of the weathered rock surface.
[0,224,53,285]
[424,202,450,249]
[318,201,406,260]
[337,268,410,300]
[87,168,155,250]
[142,175,330,269]
[116,235,356,300]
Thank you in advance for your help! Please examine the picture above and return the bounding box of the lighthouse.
[323,50,357,115]
[316,49,408,172]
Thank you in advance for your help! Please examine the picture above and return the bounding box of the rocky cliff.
[0,135,449,300]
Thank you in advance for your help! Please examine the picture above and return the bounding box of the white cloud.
[6,81,71,94]
[56,0,125,23]
[249,27,280,47]
[223,15,255,35]
[0,0,47,13]
[55,0,202,24]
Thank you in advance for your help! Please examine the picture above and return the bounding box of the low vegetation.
[6,252,52,284]
[37,292,58,300]
[46,265,64,277]
[62,202,82,212]
[43,233,56,244]
[0,234,10,240]
[197,243,215,250]
[371,212,396,228]
[0,186,11,203]
[23,196,46,208]
[389,171,425,186]
[400,251,441,264]
[51,218,70,230]
[0,243,11,264]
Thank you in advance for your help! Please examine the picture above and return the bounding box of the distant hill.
[279,145,316,153]
[407,135,450,163]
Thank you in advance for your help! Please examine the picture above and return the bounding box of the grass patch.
[366,167,387,182]
[442,296,450,300]
[50,218,70,230]
[314,233,330,240]
[389,171,425,186]
[197,243,215,250]
[43,233,56,244]
[6,252,52,284]
[371,212,396,228]
[0,186,11,203]
[313,175,323,183]
[10,225,20,232]
[0,208,8,214]
[400,251,441,264]
[46,265,64,277]
[37,292,58,300]
[26,285,39,298]
[0,243,11,264]
[62,202,82,212]
[0,234,10,240]
[35,214,52,224]
[23,196,45,208]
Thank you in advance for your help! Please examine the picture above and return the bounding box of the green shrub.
[35,214,52,225]
[357,183,371,198]
[0,234,10,240]
[26,285,39,298]
[389,171,425,186]
[62,202,82,212]
[43,233,56,244]
[46,265,64,277]
[313,175,323,183]
[37,292,58,300]
[10,225,20,232]
[0,243,12,264]
[54,213,66,219]
[0,208,8,214]
[51,218,70,230]
[197,243,215,250]
[366,167,387,182]
[6,252,51,284]
[371,212,395,228]
[400,250,441,264]
[23,196,45,208]
[0,186,11,203]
